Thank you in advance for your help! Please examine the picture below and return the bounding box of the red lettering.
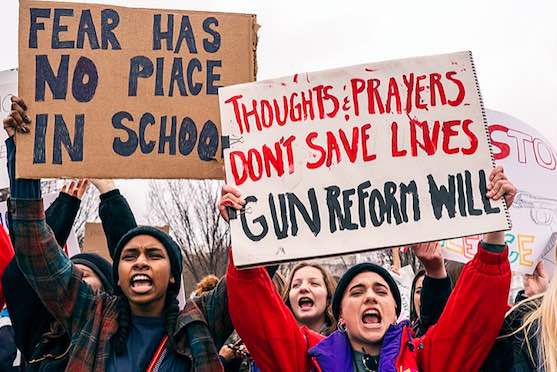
[462,119,478,155]
[301,90,315,120]
[361,123,377,162]
[338,127,359,163]
[386,77,402,114]
[274,96,289,126]
[429,73,447,107]
[289,93,302,122]
[282,135,296,174]
[324,86,340,118]
[415,75,427,110]
[391,121,407,157]
[229,150,248,185]
[350,79,366,116]
[306,132,326,169]
[224,95,246,134]
[260,99,274,128]
[446,71,465,106]
[488,124,510,160]
[247,149,263,181]
[367,79,385,114]
[325,131,341,167]
[442,120,460,154]
[402,73,414,113]
[262,142,284,177]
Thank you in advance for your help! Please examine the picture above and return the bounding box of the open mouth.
[298,297,314,310]
[361,309,382,328]
[129,274,153,294]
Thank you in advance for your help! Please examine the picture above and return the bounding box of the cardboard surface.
[83,222,169,261]
[219,51,511,267]
[442,109,557,274]
[18,0,257,179]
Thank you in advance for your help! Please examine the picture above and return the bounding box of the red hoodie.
[0,227,14,309]
[227,244,511,372]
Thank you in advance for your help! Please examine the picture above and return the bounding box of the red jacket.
[0,227,14,309]
[227,244,511,372]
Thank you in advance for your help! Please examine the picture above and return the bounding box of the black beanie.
[332,262,401,320]
[71,253,114,293]
[112,226,183,292]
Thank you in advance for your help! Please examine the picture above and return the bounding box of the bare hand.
[218,184,245,222]
[412,241,446,279]
[90,179,116,194]
[3,96,31,137]
[486,166,517,208]
[61,179,89,200]
[523,261,549,297]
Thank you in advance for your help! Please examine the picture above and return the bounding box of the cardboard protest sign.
[17,0,257,179]
[220,51,511,267]
[83,222,169,261]
[0,192,80,257]
[442,109,557,274]
[0,69,17,189]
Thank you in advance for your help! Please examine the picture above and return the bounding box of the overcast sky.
[1,0,555,222]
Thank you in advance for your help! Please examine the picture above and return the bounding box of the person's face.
[413,275,425,318]
[117,235,174,315]
[340,272,397,352]
[75,264,103,293]
[289,266,328,326]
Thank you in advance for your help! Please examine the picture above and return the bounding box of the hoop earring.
[337,320,347,333]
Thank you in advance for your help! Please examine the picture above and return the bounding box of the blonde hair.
[503,271,557,371]
[194,275,219,296]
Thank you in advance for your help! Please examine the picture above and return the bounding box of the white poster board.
[0,192,80,257]
[220,51,510,267]
[443,110,557,274]
[0,69,17,189]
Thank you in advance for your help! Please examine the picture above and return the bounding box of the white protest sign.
[442,109,557,274]
[0,69,17,189]
[219,51,510,267]
[0,192,80,257]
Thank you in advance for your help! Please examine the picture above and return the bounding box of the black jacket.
[2,189,136,370]
[481,297,542,372]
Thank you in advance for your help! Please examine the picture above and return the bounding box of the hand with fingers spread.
[218,184,246,222]
[413,241,447,279]
[61,180,89,200]
[90,179,116,195]
[3,96,31,137]
[523,260,549,297]
[486,166,517,208]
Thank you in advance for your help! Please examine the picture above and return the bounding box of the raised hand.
[412,241,447,279]
[3,96,31,137]
[218,184,245,222]
[61,179,89,200]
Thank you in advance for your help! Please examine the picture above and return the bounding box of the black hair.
[409,270,426,324]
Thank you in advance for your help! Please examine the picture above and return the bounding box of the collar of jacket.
[171,299,224,372]
[307,320,410,372]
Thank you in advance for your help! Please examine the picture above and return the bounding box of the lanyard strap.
[146,335,169,372]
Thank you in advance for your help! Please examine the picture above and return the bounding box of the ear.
[169,276,175,284]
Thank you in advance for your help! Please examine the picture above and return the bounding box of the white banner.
[220,51,510,267]
[442,110,557,274]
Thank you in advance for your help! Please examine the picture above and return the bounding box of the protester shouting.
[4,97,233,371]
[223,165,515,372]
[283,262,337,335]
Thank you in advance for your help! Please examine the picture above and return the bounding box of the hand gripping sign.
[219,51,511,267]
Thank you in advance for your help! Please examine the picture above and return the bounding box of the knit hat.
[332,263,401,320]
[71,253,114,293]
[112,226,183,292]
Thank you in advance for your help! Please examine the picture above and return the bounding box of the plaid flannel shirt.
[11,198,231,372]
